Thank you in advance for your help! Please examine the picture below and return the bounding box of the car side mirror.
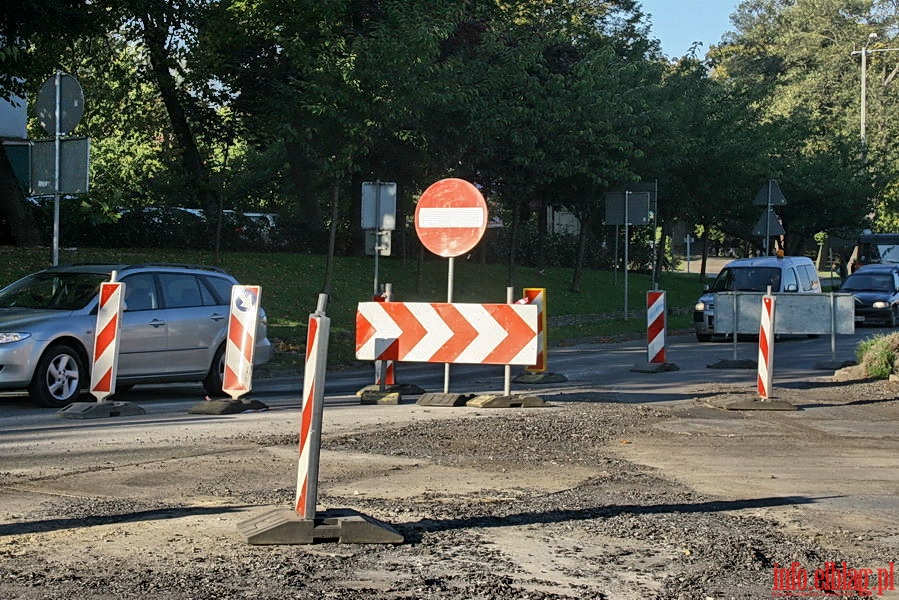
[703,283,710,292]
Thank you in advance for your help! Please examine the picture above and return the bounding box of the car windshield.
[0,272,108,310]
[711,267,782,292]
[841,273,895,292]
[876,244,899,263]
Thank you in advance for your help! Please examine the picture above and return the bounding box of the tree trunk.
[570,210,592,293]
[507,199,519,287]
[536,196,547,272]
[284,141,325,240]
[323,181,339,296]
[141,16,219,245]
[699,223,710,281]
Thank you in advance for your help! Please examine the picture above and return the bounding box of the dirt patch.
[0,377,897,599]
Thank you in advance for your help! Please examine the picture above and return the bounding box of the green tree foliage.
[716,0,891,249]
[6,0,899,277]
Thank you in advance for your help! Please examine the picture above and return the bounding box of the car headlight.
[694,301,706,311]
[873,301,890,309]
[0,332,31,344]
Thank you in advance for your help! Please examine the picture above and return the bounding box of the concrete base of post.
[630,362,679,373]
[707,359,757,369]
[416,392,473,407]
[512,372,568,384]
[466,394,546,408]
[238,507,403,545]
[356,383,426,397]
[56,401,146,419]
[724,397,797,411]
[360,390,401,405]
[187,398,268,415]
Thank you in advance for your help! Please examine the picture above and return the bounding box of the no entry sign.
[415,178,487,257]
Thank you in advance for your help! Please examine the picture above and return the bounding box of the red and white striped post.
[646,290,667,364]
[374,283,394,388]
[295,294,331,519]
[523,288,547,373]
[222,285,261,401]
[89,276,125,402]
[757,294,776,399]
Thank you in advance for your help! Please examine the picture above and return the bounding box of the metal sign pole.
[765,180,772,256]
[732,292,739,361]
[504,286,512,396]
[443,256,454,394]
[624,191,630,320]
[372,181,381,296]
[52,71,61,267]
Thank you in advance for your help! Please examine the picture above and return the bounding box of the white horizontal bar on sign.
[418,208,484,228]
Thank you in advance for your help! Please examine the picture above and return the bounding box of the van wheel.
[890,307,898,327]
[28,343,86,408]
[203,344,226,397]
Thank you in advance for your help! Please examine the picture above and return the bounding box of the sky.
[639,0,742,58]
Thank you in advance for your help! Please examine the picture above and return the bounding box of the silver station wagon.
[0,263,272,407]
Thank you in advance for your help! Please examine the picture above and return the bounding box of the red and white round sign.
[414,178,488,258]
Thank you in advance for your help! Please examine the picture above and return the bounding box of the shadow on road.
[398,495,835,543]
[0,505,250,536]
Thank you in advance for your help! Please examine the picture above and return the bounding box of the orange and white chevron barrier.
[223,285,261,400]
[647,290,666,364]
[295,294,331,519]
[89,279,124,401]
[356,301,537,365]
[757,294,776,399]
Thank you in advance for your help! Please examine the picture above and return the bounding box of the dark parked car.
[0,263,272,407]
[839,263,899,327]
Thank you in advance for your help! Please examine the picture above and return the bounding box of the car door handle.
[210,313,226,321]
[150,319,166,328]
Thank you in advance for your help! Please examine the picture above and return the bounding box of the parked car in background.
[838,263,899,327]
[0,263,272,407]
[693,255,821,341]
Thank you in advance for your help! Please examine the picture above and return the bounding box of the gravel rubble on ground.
[0,384,896,599]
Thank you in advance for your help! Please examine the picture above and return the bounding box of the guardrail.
[714,292,855,363]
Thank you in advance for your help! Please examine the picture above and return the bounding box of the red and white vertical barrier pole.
[757,294,776,399]
[223,285,261,401]
[646,290,667,364]
[89,274,124,402]
[295,293,331,519]
[374,283,394,387]
[522,288,547,373]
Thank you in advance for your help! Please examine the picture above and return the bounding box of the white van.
[693,255,821,341]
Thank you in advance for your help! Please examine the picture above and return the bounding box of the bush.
[855,333,899,379]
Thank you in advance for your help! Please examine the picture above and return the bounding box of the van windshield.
[711,267,781,292]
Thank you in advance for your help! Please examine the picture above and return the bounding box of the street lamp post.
[851,33,899,147]
[850,33,878,145]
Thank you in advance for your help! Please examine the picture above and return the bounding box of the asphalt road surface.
[0,328,896,599]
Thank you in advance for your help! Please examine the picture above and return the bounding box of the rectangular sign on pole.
[604,191,651,225]
[361,181,397,231]
[30,136,90,195]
